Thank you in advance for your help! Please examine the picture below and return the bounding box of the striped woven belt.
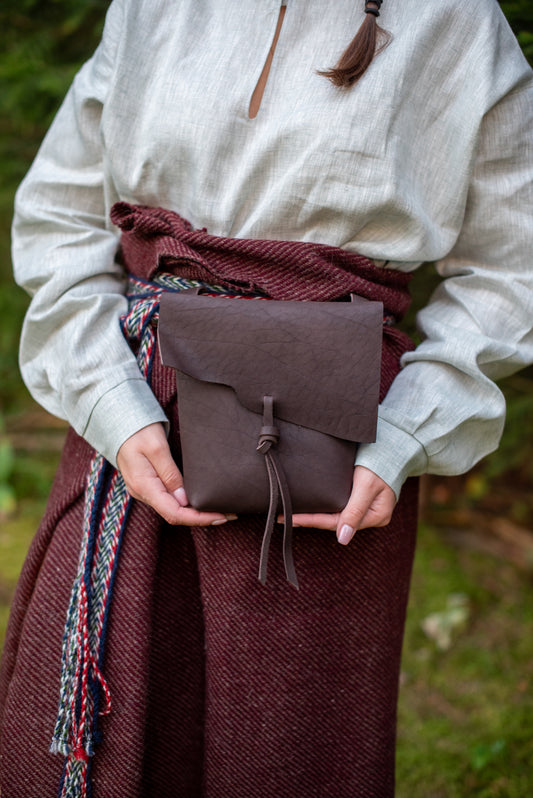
[50,273,238,798]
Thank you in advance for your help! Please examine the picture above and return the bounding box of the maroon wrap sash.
[110,202,414,409]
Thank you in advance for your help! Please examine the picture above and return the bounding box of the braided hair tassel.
[319,1,390,88]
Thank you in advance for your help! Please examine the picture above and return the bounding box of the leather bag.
[158,290,383,588]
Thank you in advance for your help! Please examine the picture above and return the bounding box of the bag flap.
[158,292,383,442]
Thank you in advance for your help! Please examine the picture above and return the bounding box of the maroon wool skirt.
[0,428,418,798]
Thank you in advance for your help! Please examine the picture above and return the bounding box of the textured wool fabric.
[110,202,412,312]
[1,218,418,796]
[0,428,418,798]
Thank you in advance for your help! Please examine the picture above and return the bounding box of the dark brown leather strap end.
[257,396,298,590]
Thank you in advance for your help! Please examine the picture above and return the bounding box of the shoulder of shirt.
[402,0,510,19]
[390,0,520,43]
[390,0,532,96]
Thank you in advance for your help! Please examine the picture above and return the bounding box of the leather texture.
[158,291,383,443]
[158,291,383,522]
[174,372,358,515]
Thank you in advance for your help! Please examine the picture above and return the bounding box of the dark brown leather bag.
[158,290,383,587]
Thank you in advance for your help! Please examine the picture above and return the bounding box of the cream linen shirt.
[12,0,533,498]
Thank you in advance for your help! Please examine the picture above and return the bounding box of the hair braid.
[319,1,391,88]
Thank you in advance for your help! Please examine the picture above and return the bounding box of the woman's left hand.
[282,465,397,545]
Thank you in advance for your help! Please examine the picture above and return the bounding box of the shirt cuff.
[81,377,169,466]
[355,415,428,500]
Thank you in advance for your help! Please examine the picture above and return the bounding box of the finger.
[174,507,239,527]
[278,512,339,531]
[129,472,237,526]
[117,424,239,524]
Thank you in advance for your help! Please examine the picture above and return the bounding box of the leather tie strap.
[256,396,298,589]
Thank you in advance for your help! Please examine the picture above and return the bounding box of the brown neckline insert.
[248,5,287,119]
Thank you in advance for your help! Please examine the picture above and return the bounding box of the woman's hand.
[116,423,237,526]
[284,465,397,545]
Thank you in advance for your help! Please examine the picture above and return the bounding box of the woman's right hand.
[116,422,237,526]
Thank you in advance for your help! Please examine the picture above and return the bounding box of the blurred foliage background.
[0,3,533,796]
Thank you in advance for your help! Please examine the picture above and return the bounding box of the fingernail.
[338,524,355,545]
[210,514,238,526]
[173,487,188,506]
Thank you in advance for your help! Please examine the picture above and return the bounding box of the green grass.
[0,497,47,649]
[0,498,45,583]
[0,177,33,418]
[396,523,533,797]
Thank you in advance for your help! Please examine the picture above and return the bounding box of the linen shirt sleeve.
[356,77,533,498]
[12,0,168,465]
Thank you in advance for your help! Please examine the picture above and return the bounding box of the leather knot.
[256,425,279,454]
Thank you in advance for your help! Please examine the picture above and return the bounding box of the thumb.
[336,497,371,546]
[336,466,396,545]
[118,423,189,508]
[144,428,189,507]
